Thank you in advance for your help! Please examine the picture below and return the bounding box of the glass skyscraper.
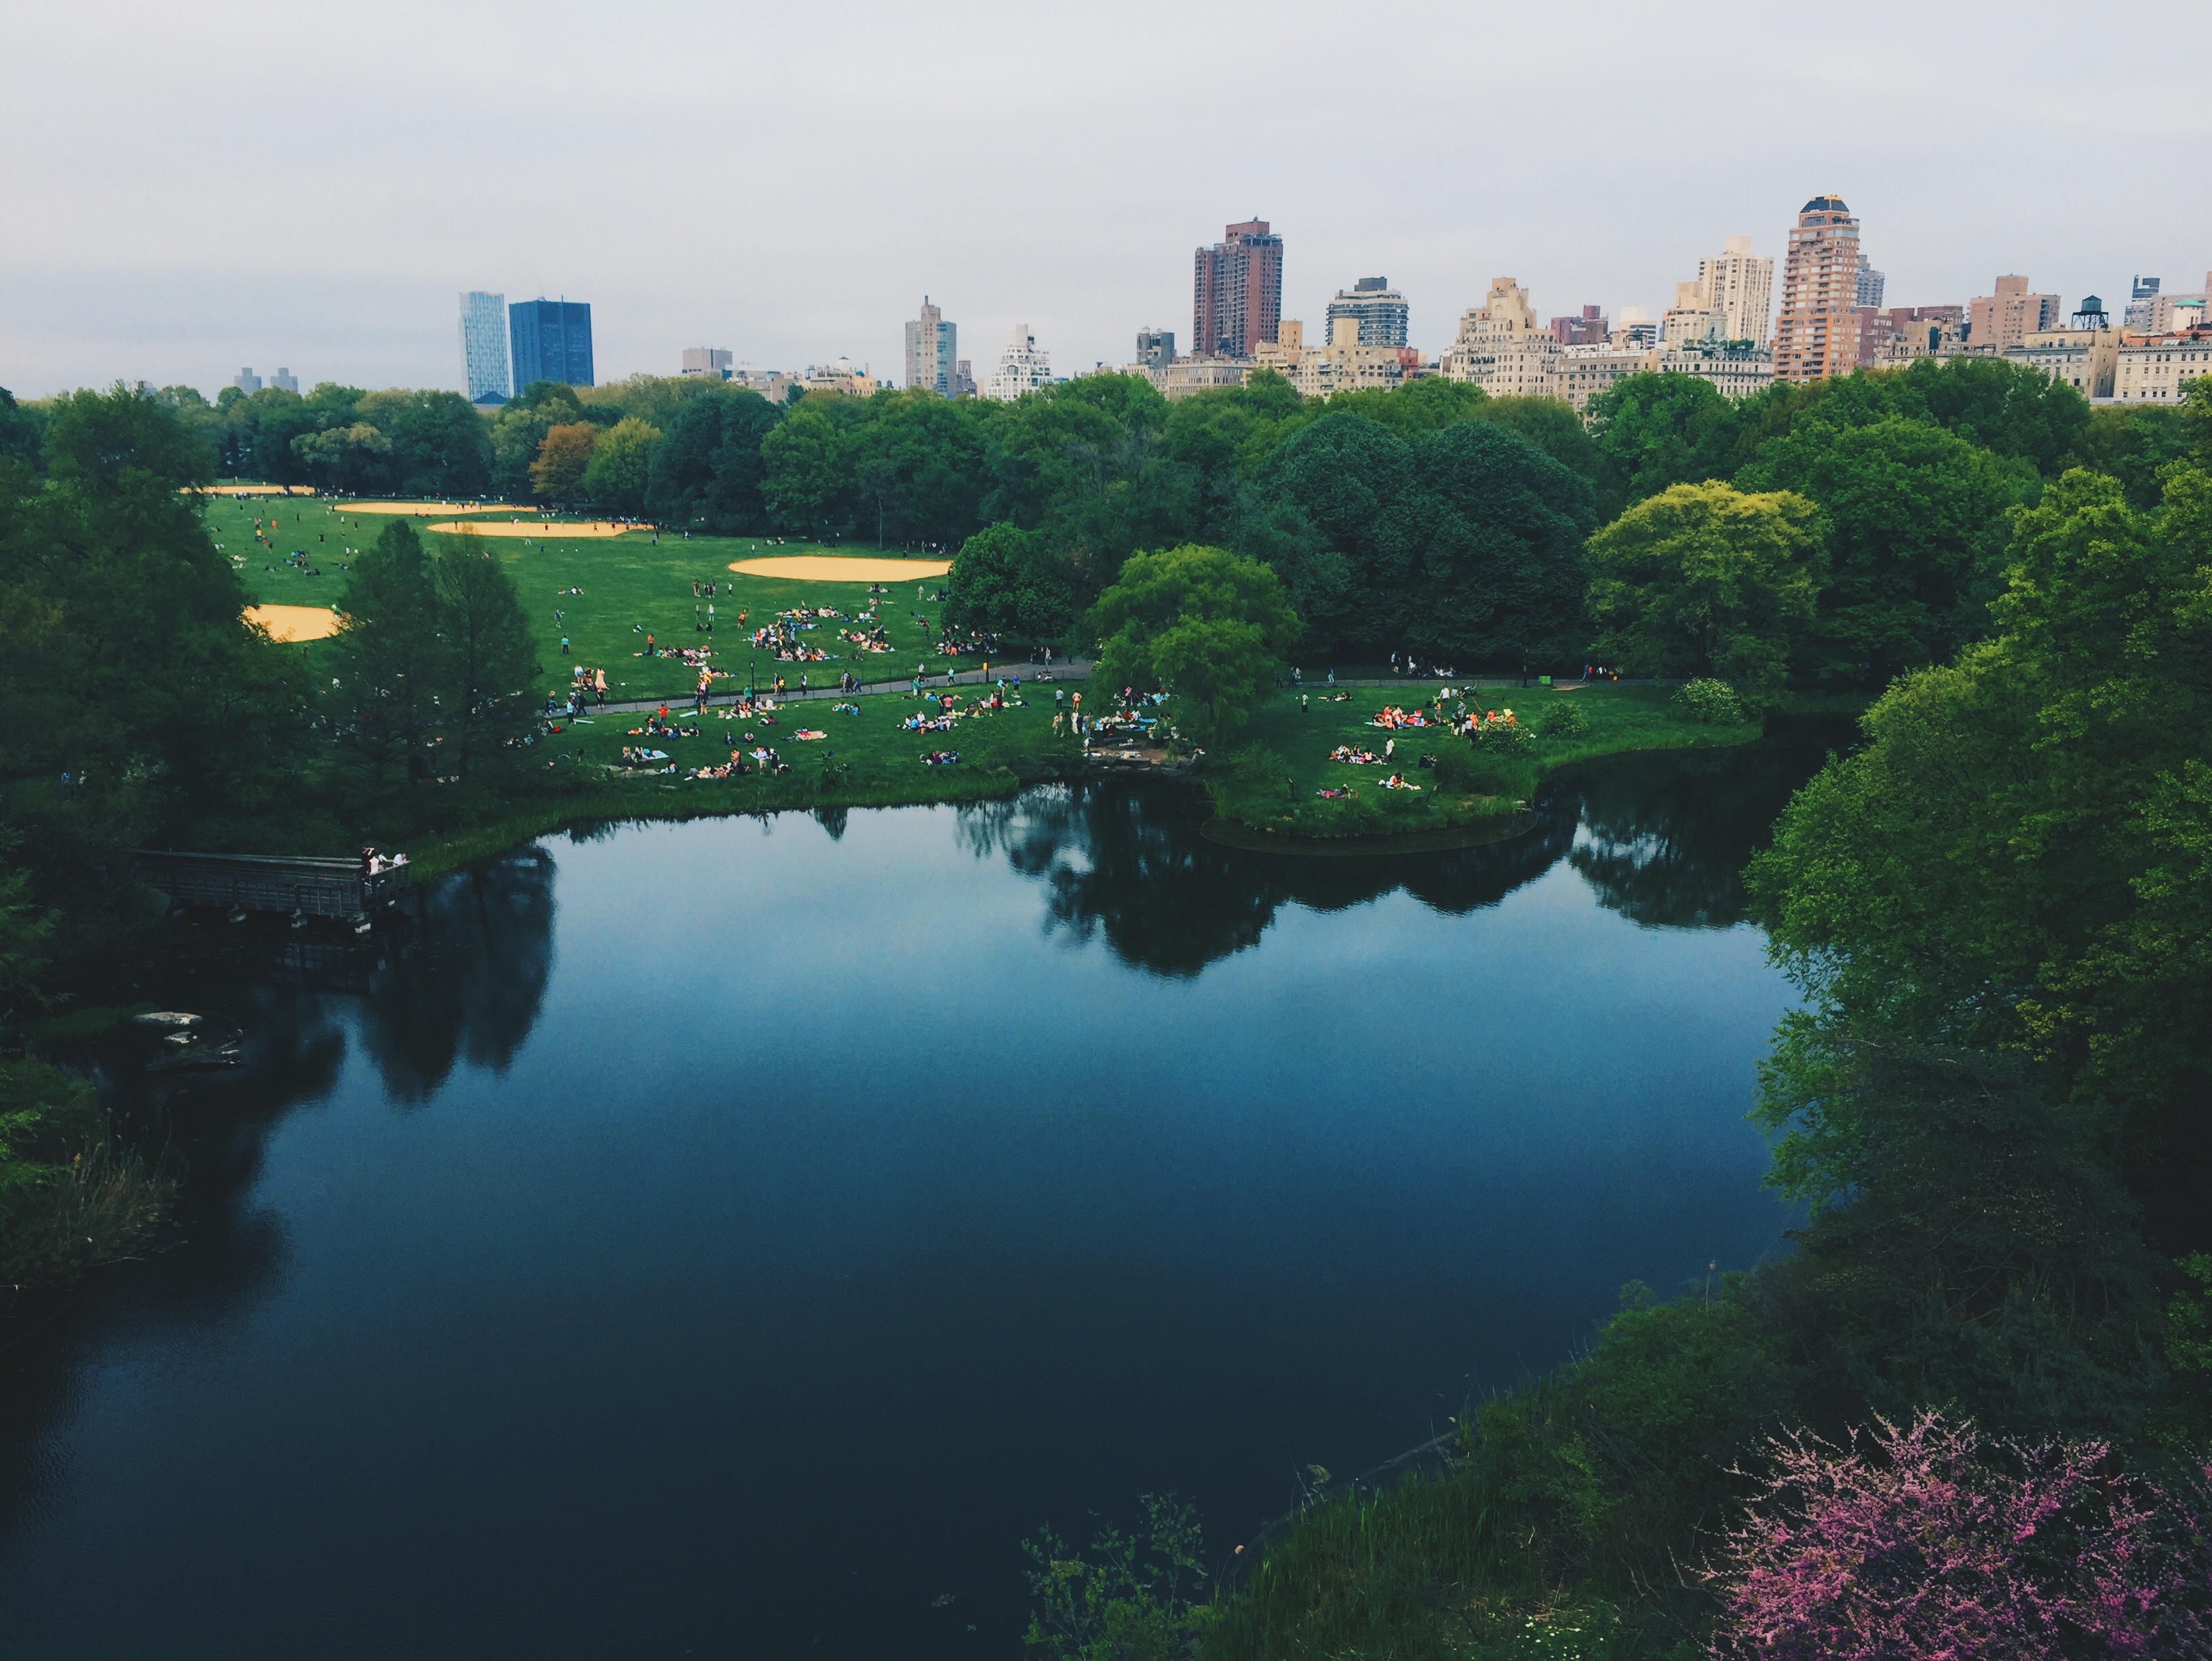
[459,291,510,402]
[509,299,594,391]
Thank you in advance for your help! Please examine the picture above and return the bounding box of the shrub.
[1671,678,1745,725]
[1536,700,1591,739]
[1706,1410,2212,1660]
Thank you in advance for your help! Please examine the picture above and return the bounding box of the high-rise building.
[680,348,734,379]
[1324,277,1409,348]
[2121,274,2211,338]
[1136,328,1176,373]
[1772,196,1862,383]
[1968,276,2062,354]
[1855,254,1885,309]
[269,367,299,394]
[1193,219,1283,358]
[985,324,1051,401]
[904,297,957,396]
[952,360,977,398]
[509,298,594,390]
[1663,282,1725,346]
[233,368,261,393]
[1699,235,1774,348]
[459,291,510,402]
[1550,305,1608,346]
[1443,279,1564,398]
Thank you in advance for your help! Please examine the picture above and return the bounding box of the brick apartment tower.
[1194,220,1283,358]
[1772,195,1861,383]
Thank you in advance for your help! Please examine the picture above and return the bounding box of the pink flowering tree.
[1707,1410,2212,1659]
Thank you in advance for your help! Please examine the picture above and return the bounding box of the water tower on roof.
[2074,295,2109,328]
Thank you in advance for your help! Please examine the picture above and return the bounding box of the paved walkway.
[567,660,1094,718]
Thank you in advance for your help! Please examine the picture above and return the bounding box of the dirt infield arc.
[727,556,952,581]
[425,520,637,538]
[246,604,342,642]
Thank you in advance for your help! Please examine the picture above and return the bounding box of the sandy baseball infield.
[728,556,952,581]
[425,520,637,538]
[246,604,343,643]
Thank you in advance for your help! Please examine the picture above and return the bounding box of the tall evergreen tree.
[328,519,441,791]
[431,533,538,782]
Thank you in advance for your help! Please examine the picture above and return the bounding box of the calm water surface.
[0,731,1840,1658]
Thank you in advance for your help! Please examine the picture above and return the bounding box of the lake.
[0,727,1841,1658]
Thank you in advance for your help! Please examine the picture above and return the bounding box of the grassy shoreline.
[373,686,1859,880]
[1200,684,1810,841]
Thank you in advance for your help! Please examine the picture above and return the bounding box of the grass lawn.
[381,677,1083,876]
[207,495,987,706]
[1211,683,1764,837]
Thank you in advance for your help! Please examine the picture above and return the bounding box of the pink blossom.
[1706,1411,2212,1659]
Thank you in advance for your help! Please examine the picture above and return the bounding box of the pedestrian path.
[575,660,1093,718]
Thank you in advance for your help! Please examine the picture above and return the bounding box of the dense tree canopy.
[1247,412,1594,666]
[1586,481,1825,691]
[1088,544,1298,742]
[1750,463,2212,1246]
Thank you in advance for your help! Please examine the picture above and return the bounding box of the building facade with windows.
[1194,220,1283,358]
[1968,276,2061,354]
[1443,278,1563,398]
[1551,305,1608,346]
[1855,254,1886,309]
[2004,300,2118,400]
[2114,325,2212,402]
[1699,235,1773,346]
[1772,195,1862,382]
[459,291,510,402]
[1559,343,1652,411]
[904,297,957,396]
[1136,328,1176,373]
[1256,318,1410,398]
[1656,341,1777,401]
[1159,358,1252,400]
[984,325,1051,401]
[1323,277,1410,348]
[509,299,594,389]
[680,347,734,379]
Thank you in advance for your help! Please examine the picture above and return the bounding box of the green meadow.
[208,495,988,705]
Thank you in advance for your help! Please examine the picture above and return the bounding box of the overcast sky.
[5,0,2209,400]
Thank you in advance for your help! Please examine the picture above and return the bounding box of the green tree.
[1749,465,2212,1248]
[1249,413,1593,665]
[1585,370,1742,516]
[1736,414,2021,681]
[1586,481,1825,693]
[291,422,393,494]
[1088,544,1297,742]
[0,387,44,470]
[431,531,539,780]
[644,389,781,531]
[760,398,858,534]
[1,385,307,924]
[528,422,598,502]
[579,416,660,514]
[328,519,441,790]
[944,522,1074,642]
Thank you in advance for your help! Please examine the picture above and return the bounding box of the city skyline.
[4,1,2208,397]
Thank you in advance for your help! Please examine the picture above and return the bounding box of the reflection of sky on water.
[0,731,1838,1660]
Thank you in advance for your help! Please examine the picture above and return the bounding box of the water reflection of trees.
[1,849,559,1554]
[958,784,1574,978]
[354,847,558,1100]
[1556,718,1855,930]
[961,722,1850,975]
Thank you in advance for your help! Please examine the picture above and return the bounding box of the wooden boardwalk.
[132,849,402,923]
